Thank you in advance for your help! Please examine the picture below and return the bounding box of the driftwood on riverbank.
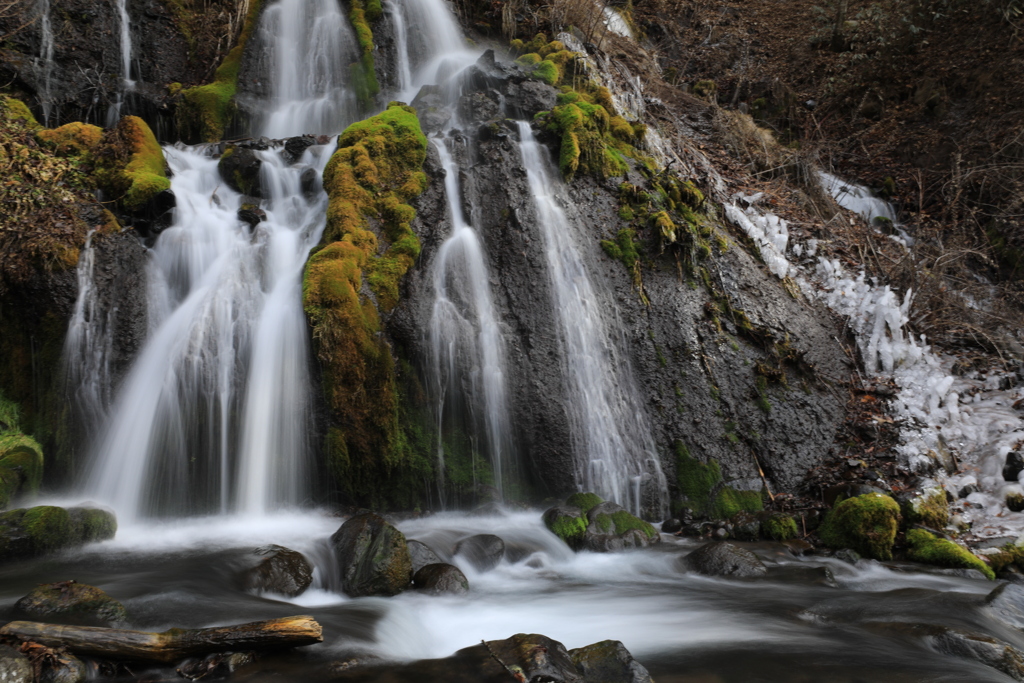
[0,615,322,663]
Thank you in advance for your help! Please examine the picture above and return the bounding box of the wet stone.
[239,545,313,597]
[660,518,683,534]
[413,563,469,595]
[407,539,445,573]
[569,640,653,683]
[15,580,128,627]
[453,534,505,572]
[0,645,31,683]
[833,548,862,564]
[932,628,1024,681]
[330,513,412,597]
[1005,451,1024,482]
[683,541,767,578]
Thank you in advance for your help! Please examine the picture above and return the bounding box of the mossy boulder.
[36,122,103,157]
[900,486,950,529]
[407,539,445,573]
[14,580,128,626]
[583,501,660,552]
[761,513,799,541]
[330,513,412,597]
[906,529,995,580]
[94,116,170,211]
[543,504,588,549]
[683,541,767,578]
[565,492,604,514]
[239,545,313,597]
[0,437,43,511]
[569,639,654,683]
[0,505,116,563]
[818,493,901,561]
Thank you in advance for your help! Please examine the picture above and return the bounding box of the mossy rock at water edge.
[906,529,995,580]
[674,441,763,520]
[330,513,412,597]
[543,493,659,552]
[94,116,170,211]
[900,486,950,529]
[818,492,900,561]
[15,581,128,627]
[0,505,116,562]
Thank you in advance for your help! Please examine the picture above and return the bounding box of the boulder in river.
[683,541,767,578]
[931,627,1024,682]
[569,640,654,683]
[581,501,660,552]
[239,545,313,597]
[0,506,117,563]
[1005,451,1024,482]
[330,513,412,597]
[818,492,900,560]
[15,581,128,627]
[453,534,505,572]
[413,563,470,595]
[407,539,445,573]
[218,146,262,197]
[544,505,588,549]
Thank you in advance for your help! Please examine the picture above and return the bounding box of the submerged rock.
[15,581,128,627]
[413,563,470,595]
[454,534,505,572]
[818,493,901,561]
[0,644,31,683]
[683,541,767,578]
[239,545,313,597]
[330,513,412,597]
[985,582,1024,631]
[407,539,445,573]
[0,506,116,563]
[569,640,654,683]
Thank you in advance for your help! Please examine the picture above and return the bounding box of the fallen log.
[0,615,322,663]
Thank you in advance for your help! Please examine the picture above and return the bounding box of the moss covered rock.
[901,486,950,529]
[674,442,763,520]
[543,504,588,549]
[0,505,116,562]
[14,580,128,626]
[906,529,995,580]
[0,438,43,510]
[330,512,412,597]
[36,122,103,157]
[761,513,799,541]
[217,146,263,197]
[303,103,429,507]
[818,492,901,561]
[413,563,470,595]
[583,501,660,552]
[565,492,604,514]
[239,544,313,597]
[94,116,170,211]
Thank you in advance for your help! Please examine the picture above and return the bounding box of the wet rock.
[0,506,117,563]
[783,538,814,556]
[410,84,451,135]
[906,529,994,579]
[0,644,31,683]
[413,563,470,595]
[766,564,837,588]
[581,502,660,552]
[283,135,316,164]
[934,568,989,580]
[454,534,505,572]
[300,168,321,201]
[900,486,949,529]
[728,512,761,541]
[818,492,901,560]
[986,582,1024,630]
[1006,451,1024,482]
[218,147,262,198]
[833,548,861,564]
[569,640,653,683]
[683,541,767,578]
[15,581,128,627]
[458,91,501,125]
[544,505,588,549]
[239,545,313,597]
[40,652,86,683]
[330,513,412,597]
[505,79,559,119]
[176,651,256,681]
[959,483,980,499]
[660,518,683,534]
[931,628,1024,681]
[237,205,266,228]
[1008,492,1024,512]
[407,539,445,573]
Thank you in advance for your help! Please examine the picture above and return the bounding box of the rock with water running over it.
[283,135,316,164]
[413,563,470,595]
[986,582,1024,631]
[239,545,313,597]
[407,539,445,573]
[683,541,767,578]
[0,644,31,683]
[0,506,116,563]
[453,534,505,572]
[218,146,263,198]
[330,513,412,597]
[505,78,559,120]
[660,518,683,534]
[931,627,1024,681]
[581,502,660,552]
[569,640,654,683]
[15,580,128,627]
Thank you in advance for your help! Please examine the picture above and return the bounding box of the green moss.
[94,116,170,211]
[349,0,381,109]
[544,506,587,548]
[566,492,604,514]
[516,53,542,66]
[818,493,901,561]
[69,507,117,543]
[674,441,762,519]
[906,529,995,580]
[530,60,559,86]
[609,510,658,539]
[176,0,263,142]
[901,488,950,529]
[364,0,383,21]
[22,505,71,553]
[36,122,103,157]
[304,104,428,508]
[1,97,40,130]
[761,513,798,541]
[693,80,717,97]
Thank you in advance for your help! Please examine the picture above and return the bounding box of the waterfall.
[84,141,333,519]
[515,121,668,516]
[428,136,513,504]
[388,1,413,94]
[106,0,134,126]
[257,0,361,138]
[36,0,54,126]
[390,0,476,101]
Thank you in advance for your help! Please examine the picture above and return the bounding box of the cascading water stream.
[428,136,513,503]
[84,141,333,520]
[106,0,134,126]
[515,121,668,516]
[390,0,478,101]
[35,0,54,125]
[257,0,360,138]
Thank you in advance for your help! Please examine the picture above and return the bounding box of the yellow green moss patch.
[95,116,170,211]
[819,492,901,561]
[675,441,762,519]
[906,529,994,580]
[349,0,380,109]
[36,122,104,157]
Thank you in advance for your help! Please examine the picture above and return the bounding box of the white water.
[388,0,413,94]
[428,136,513,503]
[106,0,135,126]
[257,0,361,137]
[35,0,54,126]
[516,122,668,517]
[84,141,333,520]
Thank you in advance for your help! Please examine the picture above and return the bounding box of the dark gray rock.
[237,206,266,228]
[0,644,31,683]
[986,582,1024,631]
[218,147,263,198]
[407,539,445,573]
[300,168,321,202]
[176,651,256,680]
[330,513,412,597]
[14,581,128,627]
[505,79,559,119]
[569,640,653,683]
[1006,451,1024,482]
[931,627,1024,681]
[284,135,316,164]
[660,518,683,534]
[458,91,502,125]
[834,548,862,564]
[959,483,980,498]
[410,85,451,134]
[683,541,767,578]
[239,544,313,597]
[40,652,86,683]
[454,534,505,572]
[413,563,470,595]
